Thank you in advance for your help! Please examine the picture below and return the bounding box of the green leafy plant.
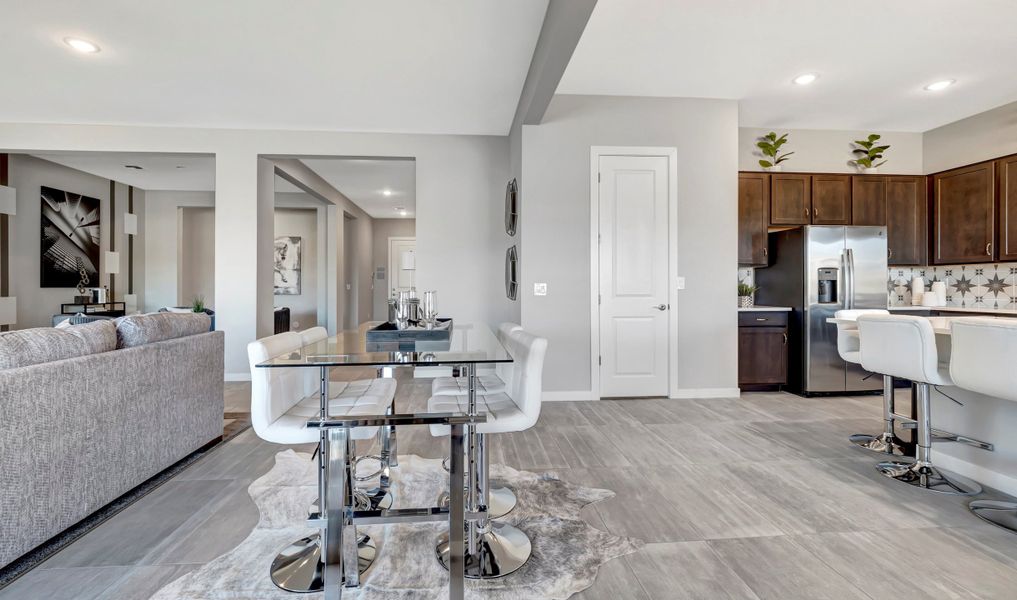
[737,282,758,297]
[756,132,793,169]
[191,295,206,313]
[850,134,890,169]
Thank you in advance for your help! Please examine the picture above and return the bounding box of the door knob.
[652,304,668,311]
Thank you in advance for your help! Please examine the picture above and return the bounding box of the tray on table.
[366,318,453,352]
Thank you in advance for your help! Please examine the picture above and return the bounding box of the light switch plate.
[676,276,686,290]
[533,283,548,296]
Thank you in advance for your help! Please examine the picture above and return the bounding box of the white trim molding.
[225,372,252,382]
[934,452,1017,499]
[589,146,679,402]
[671,388,742,399]
[543,390,598,402]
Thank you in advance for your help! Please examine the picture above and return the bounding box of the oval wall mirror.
[505,178,518,236]
[505,245,518,300]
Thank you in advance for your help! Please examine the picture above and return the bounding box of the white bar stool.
[834,309,904,455]
[950,317,1017,532]
[857,314,981,495]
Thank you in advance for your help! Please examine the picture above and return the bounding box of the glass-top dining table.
[255,321,512,600]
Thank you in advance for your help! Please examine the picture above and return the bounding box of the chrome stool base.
[435,521,532,579]
[270,533,377,593]
[849,432,906,456]
[969,500,1017,533]
[358,487,394,511]
[876,460,982,496]
[438,485,517,519]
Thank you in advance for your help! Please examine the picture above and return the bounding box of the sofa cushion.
[0,320,117,369]
[114,312,211,349]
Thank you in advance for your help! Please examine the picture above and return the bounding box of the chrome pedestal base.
[357,487,394,511]
[269,533,377,593]
[849,432,906,456]
[438,485,517,519]
[877,460,982,496]
[435,521,532,579]
[969,500,1017,533]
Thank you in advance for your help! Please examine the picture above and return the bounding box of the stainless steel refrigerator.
[754,226,888,396]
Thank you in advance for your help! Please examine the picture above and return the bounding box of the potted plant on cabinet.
[738,281,758,308]
[757,132,793,172]
[850,134,890,174]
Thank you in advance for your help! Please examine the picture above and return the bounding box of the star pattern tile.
[953,273,974,296]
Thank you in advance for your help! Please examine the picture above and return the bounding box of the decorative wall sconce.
[505,245,518,301]
[0,185,15,215]
[104,251,120,275]
[123,213,138,235]
[505,178,518,236]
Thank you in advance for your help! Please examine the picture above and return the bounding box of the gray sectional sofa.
[0,312,224,568]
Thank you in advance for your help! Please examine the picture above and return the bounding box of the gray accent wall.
[520,94,739,395]
[923,99,1017,173]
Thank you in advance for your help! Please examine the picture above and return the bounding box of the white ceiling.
[277,158,416,219]
[1,1,548,135]
[30,152,215,190]
[558,0,1017,132]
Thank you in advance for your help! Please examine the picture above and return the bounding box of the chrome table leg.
[447,422,466,600]
[378,366,398,467]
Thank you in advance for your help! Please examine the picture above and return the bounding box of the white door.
[388,237,416,296]
[598,155,670,397]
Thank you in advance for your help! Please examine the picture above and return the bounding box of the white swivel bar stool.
[430,328,547,579]
[434,322,523,518]
[248,331,396,593]
[834,309,905,455]
[857,314,981,495]
[950,317,1017,532]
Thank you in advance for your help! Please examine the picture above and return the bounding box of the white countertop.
[889,306,1017,316]
[738,306,792,312]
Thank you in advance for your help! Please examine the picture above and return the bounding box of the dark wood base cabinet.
[738,311,788,390]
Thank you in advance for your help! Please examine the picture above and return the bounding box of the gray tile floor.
[3,380,1017,599]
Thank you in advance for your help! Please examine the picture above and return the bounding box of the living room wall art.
[40,186,101,288]
[274,236,301,295]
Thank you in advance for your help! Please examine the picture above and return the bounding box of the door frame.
[590,146,679,400]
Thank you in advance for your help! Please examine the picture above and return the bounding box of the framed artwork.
[505,178,518,236]
[274,236,302,295]
[40,186,101,288]
[505,244,518,301]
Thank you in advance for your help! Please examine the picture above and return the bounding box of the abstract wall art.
[274,236,302,295]
[40,186,101,288]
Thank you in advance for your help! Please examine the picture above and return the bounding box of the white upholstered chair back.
[834,309,888,364]
[248,331,308,444]
[299,327,329,398]
[503,329,548,431]
[858,314,949,385]
[495,322,523,382]
[950,318,1017,401]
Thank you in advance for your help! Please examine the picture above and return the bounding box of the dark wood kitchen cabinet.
[932,161,995,264]
[851,176,886,226]
[885,176,926,265]
[998,156,1017,261]
[738,172,770,266]
[811,174,851,224]
[738,311,788,390]
[770,173,811,225]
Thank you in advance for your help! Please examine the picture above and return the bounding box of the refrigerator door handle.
[845,248,855,309]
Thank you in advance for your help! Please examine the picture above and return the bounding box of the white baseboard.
[933,452,1017,498]
[671,387,742,399]
[542,390,597,402]
[225,372,251,382]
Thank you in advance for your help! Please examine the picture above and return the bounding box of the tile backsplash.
[740,263,1017,309]
[888,263,1017,309]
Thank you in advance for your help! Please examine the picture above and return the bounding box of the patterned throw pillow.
[114,312,211,349]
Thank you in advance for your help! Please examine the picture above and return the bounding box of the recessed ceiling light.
[382,189,393,196]
[124,165,143,170]
[792,73,818,86]
[64,37,101,54]
[924,79,955,92]
[399,210,408,216]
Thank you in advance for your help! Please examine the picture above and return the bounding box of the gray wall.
[738,127,924,174]
[274,207,319,330]
[924,99,1017,173]
[7,155,112,329]
[178,206,215,308]
[144,191,215,312]
[371,218,416,321]
[521,94,739,395]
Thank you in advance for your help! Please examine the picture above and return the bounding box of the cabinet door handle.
[783,332,788,344]
[987,242,993,256]
[813,207,818,218]
[756,317,768,321]
[888,248,893,259]
[805,207,810,218]
[762,247,768,257]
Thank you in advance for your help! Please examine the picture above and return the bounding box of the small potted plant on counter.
[850,134,890,174]
[738,281,758,308]
[757,132,793,172]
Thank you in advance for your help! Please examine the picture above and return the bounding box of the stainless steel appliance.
[755,226,888,395]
